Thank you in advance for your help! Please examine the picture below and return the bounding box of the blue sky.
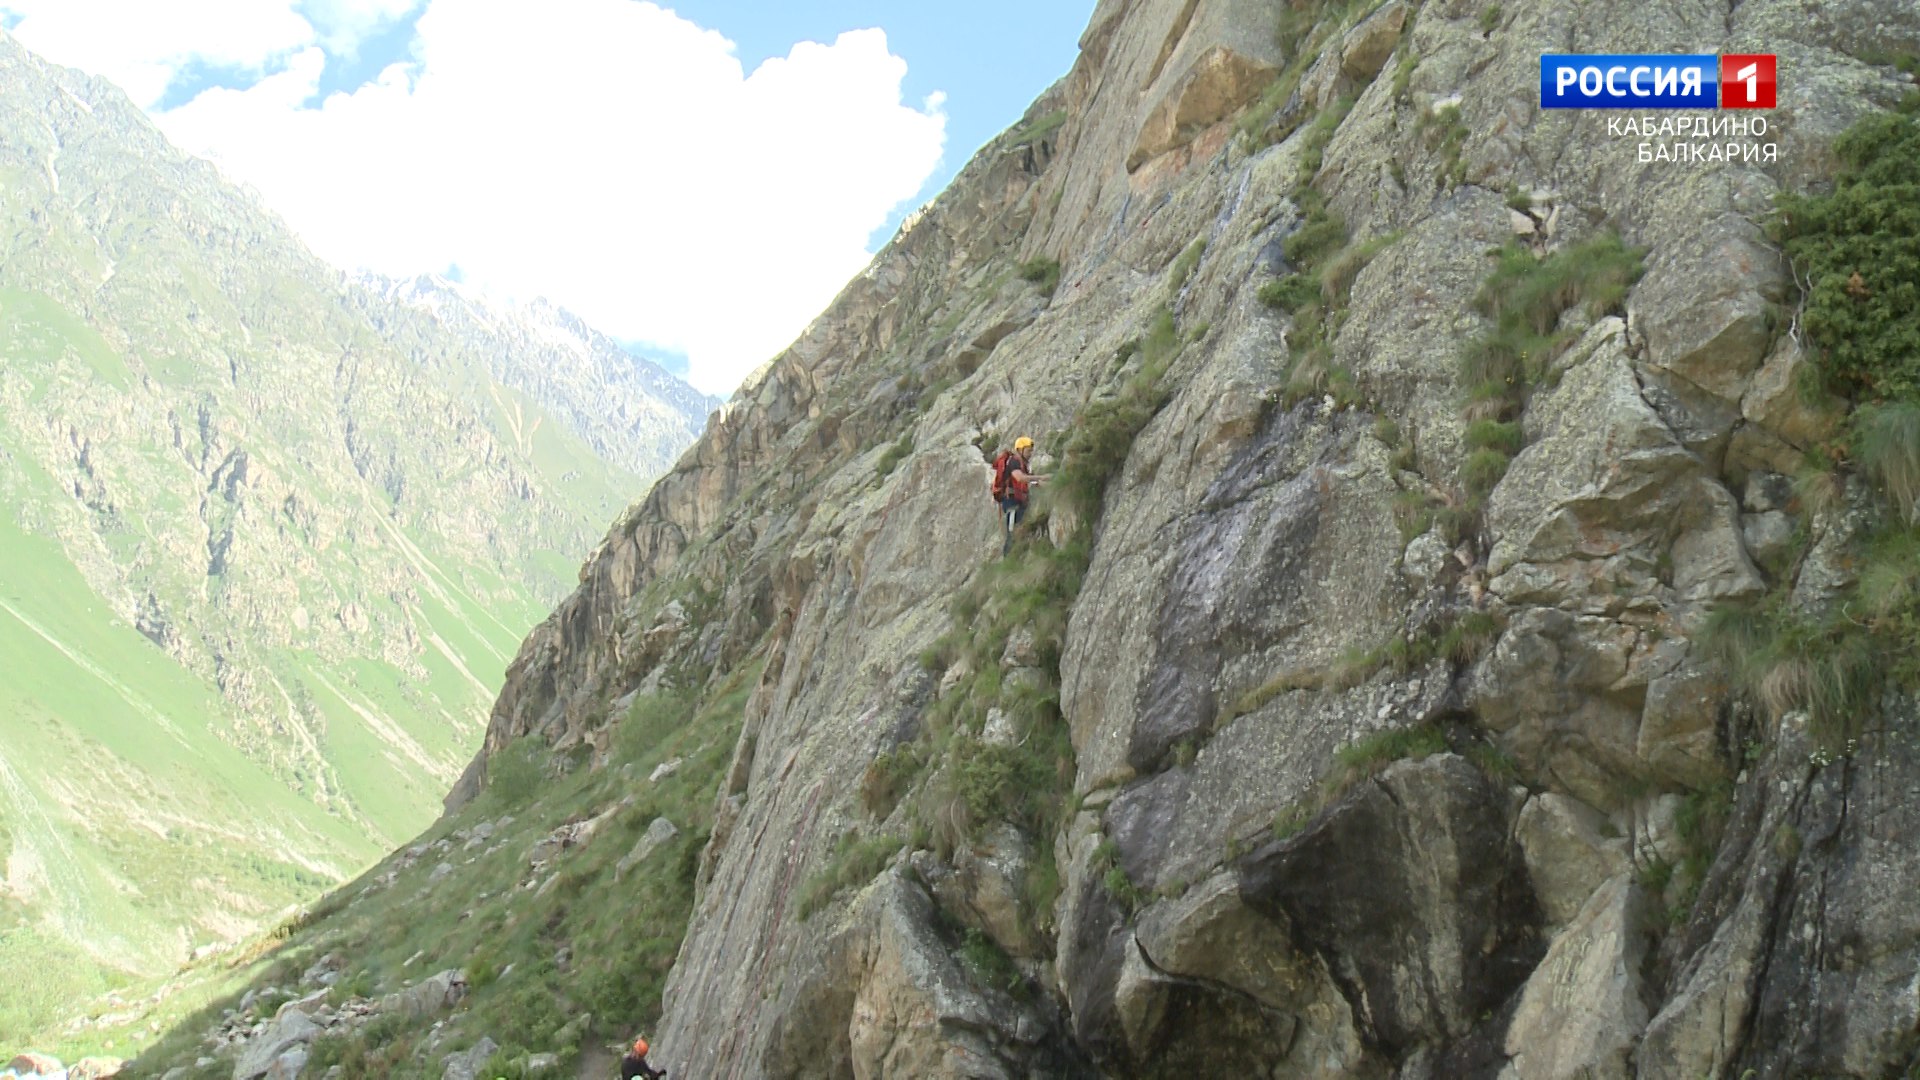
[2,0,1094,392]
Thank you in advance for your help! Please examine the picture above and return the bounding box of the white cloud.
[154,0,945,395]
[299,0,424,55]
[0,0,316,107]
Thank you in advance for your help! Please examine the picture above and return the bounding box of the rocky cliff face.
[439,0,1920,1075]
[133,0,1920,1075]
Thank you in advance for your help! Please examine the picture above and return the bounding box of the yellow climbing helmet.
[1014,436,1034,452]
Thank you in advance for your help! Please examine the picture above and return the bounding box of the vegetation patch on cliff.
[1703,104,1920,750]
[1427,231,1645,534]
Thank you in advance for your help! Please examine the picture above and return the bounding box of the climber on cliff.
[621,1036,665,1079]
[991,436,1045,556]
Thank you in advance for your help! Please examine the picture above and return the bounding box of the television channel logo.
[1540,54,1777,109]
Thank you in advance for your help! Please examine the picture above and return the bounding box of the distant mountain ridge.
[0,27,709,1043]
[358,273,719,480]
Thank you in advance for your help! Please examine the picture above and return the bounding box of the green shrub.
[1284,210,1350,268]
[1391,49,1419,101]
[1464,419,1524,456]
[1319,233,1395,309]
[1259,273,1322,312]
[1638,856,1675,894]
[1478,5,1502,34]
[1329,610,1504,689]
[1461,447,1512,497]
[1327,724,1450,797]
[1010,109,1068,146]
[1478,234,1644,337]
[1420,104,1470,186]
[1237,64,1310,147]
[1857,528,1920,623]
[613,690,697,766]
[484,738,546,809]
[1091,840,1148,913]
[958,928,1024,995]
[1274,0,1323,49]
[1455,234,1644,443]
[1296,95,1356,184]
[1392,489,1436,541]
[860,746,923,819]
[1465,740,1521,784]
[953,738,1056,830]
[875,433,915,479]
[1017,257,1063,297]
[1334,724,1449,771]
[1773,109,1920,398]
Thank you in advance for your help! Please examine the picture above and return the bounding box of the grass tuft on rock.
[795,832,905,920]
[1451,232,1643,517]
[1017,256,1063,297]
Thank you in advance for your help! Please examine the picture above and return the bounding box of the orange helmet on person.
[633,1037,649,1056]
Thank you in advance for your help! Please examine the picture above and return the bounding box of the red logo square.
[1721,54,1777,108]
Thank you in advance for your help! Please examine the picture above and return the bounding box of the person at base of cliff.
[991,436,1046,556]
[622,1037,665,1079]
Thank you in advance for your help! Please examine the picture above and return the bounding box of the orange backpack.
[990,450,1017,501]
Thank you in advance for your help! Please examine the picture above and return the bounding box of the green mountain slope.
[0,30,706,1047]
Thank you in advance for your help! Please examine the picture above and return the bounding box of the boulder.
[69,1059,125,1080]
[1486,319,1763,614]
[1401,529,1452,587]
[1632,215,1788,407]
[1739,336,1840,449]
[263,1047,307,1080]
[8,1054,63,1076]
[233,1009,320,1080]
[1644,698,1920,1077]
[846,874,1029,1079]
[378,970,468,1020]
[1238,755,1542,1053]
[440,1037,498,1080]
[1635,664,1730,790]
[1739,509,1795,572]
[1504,876,1653,1079]
[1515,793,1629,927]
[616,816,681,879]
[1468,607,1646,810]
[923,823,1040,958]
[1339,0,1407,81]
[1114,873,1366,1076]
[524,1052,559,1073]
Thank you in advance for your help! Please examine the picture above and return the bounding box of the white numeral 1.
[1736,62,1759,102]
